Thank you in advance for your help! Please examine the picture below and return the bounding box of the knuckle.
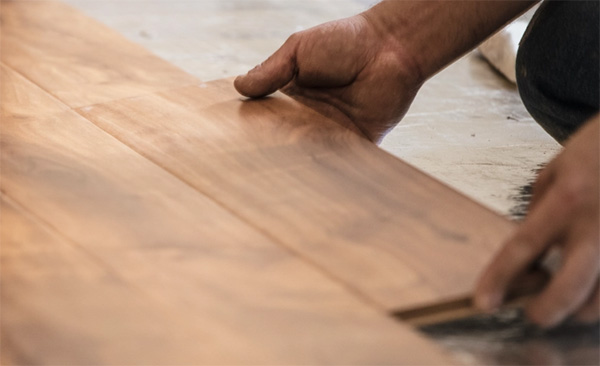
[557,175,590,209]
[287,32,301,44]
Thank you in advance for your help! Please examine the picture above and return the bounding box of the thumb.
[234,35,299,98]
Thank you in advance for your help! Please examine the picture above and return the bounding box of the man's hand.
[475,114,600,328]
[234,15,423,143]
[235,1,534,143]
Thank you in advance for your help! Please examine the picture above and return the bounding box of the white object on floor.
[478,21,528,83]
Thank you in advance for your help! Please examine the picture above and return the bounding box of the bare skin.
[235,1,535,142]
[235,14,422,142]
[476,115,599,328]
[235,0,599,327]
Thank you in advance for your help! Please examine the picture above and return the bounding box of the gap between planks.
[71,98,390,314]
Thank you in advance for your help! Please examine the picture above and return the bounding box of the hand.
[475,114,600,328]
[234,14,424,143]
[234,1,535,143]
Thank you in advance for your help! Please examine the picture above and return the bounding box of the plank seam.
[71,105,388,313]
[0,192,156,302]
[0,62,68,111]
[0,60,202,111]
[0,62,388,314]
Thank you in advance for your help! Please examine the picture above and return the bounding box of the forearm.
[362,0,537,81]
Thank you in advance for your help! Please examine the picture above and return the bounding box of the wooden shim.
[1,62,452,364]
[394,270,550,327]
[79,79,516,311]
[0,0,199,108]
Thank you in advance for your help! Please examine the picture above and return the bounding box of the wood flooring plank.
[0,63,452,364]
[79,79,516,311]
[0,0,200,108]
[0,195,233,365]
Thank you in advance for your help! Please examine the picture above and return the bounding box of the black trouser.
[516,0,599,144]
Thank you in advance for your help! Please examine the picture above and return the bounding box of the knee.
[516,1,599,143]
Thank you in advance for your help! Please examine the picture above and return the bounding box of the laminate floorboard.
[0,196,228,365]
[79,79,516,311]
[0,1,522,363]
[1,61,452,364]
[0,0,199,108]
[1,2,515,311]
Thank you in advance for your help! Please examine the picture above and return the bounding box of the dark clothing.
[516,0,599,143]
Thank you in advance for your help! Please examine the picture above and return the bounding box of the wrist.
[358,7,425,90]
[361,0,536,81]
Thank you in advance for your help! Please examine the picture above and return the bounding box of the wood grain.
[0,0,199,108]
[0,196,227,365]
[0,1,519,362]
[1,61,452,364]
[79,79,516,311]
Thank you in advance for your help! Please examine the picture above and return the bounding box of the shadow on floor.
[507,164,546,221]
[419,172,599,365]
[420,308,599,365]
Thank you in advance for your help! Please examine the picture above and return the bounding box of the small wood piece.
[394,271,550,327]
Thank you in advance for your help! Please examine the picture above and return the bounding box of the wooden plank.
[0,62,452,364]
[0,196,231,365]
[0,0,199,108]
[79,79,516,312]
[1,0,515,313]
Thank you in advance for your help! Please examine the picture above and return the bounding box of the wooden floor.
[61,0,561,217]
[1,1,519,364]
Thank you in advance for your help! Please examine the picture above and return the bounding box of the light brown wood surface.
[1,195,227,365]
[0,0,199,108]
[1,0,516,364]
[79,80,516,310]
[0,61,451,364]
[0,2,454,363]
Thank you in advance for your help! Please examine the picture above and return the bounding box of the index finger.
[474,190,567,311]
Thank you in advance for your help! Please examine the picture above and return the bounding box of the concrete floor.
[63,0,561,219]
